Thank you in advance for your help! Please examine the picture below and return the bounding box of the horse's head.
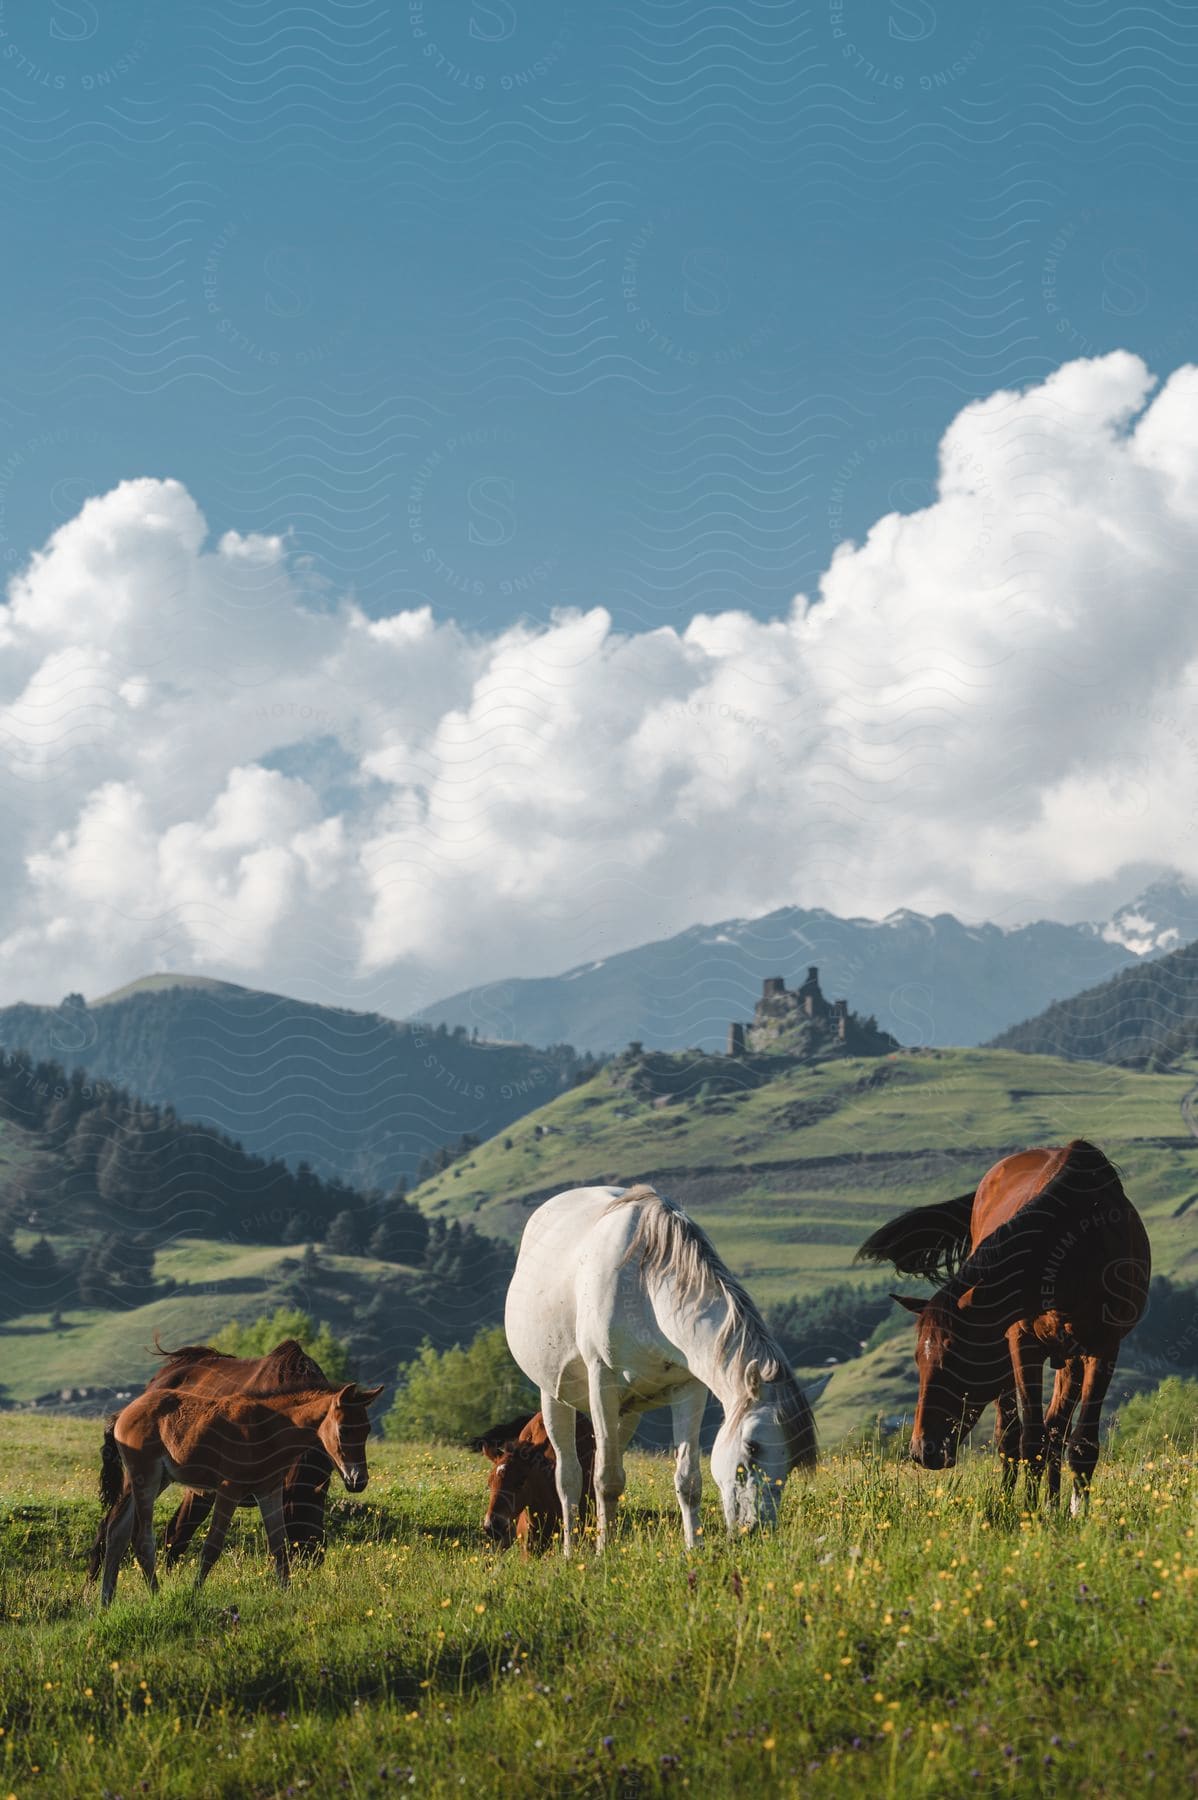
[893,1291,1002,1469]
[710,1360,814,1533]
[481,1440,554,1547]
[319,1384,384,1493]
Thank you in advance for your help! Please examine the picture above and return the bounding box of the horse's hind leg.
[541,1392,584,1557]
[164,1489,215,1567]
[670,1383,708,1549]
[256,1488,291,1587]
[1044,1359,1083,1507]
[196,1489,238,1589]
[130,1477,160,1596]
[100,1491,136,1608]
[90,1484,130,1586]
[132,1497,158,1598]
[1066,1356,1116,1517]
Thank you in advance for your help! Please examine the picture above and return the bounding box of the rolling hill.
[405,1042,1197,1439]
[3,954,1194,1444]
[0,1238,395,1406]
[409,1044,1198,1292]
[0,977,592,1192]
[415,878,1198,1054]
[3,1041,1191,1443]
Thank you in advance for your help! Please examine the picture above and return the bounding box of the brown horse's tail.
[85,1416,127,1582]
[98,1415,125,1508]
[855,1189,975,1284]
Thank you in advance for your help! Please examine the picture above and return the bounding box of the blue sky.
[3,3,1198,1009]
[2,1,1196,630]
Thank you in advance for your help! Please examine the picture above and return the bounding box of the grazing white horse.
[504,1183,816,1553]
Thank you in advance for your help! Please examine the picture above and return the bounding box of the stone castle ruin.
[727,967,895,1059]
[610,964,897,1111]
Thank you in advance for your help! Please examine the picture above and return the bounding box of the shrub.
[865,1304,924,1353]
[766,1281,897,1366]
[386,1326,536,1443]
[210,1306,353,1382]
[1108,1376,1198,1457]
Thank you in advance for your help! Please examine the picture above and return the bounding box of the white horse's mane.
[607,1185,815,1469]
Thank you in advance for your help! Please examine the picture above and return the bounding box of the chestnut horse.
[857,1139,1150,1508]
[99,1381,382,1605]
[87,1338,335,1584]
[479,1410,597,1552]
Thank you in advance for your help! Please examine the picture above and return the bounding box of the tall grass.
[0,1416,1194,1797]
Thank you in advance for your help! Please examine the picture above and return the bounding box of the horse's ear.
[891,1293,926,1315]
[480,1441,503,1463]
[955,1287,978,1312]
[356,1384,384,1405]
[745,1359,763,1400]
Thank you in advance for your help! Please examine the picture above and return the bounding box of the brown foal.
[100,1382,382,1606]
[480,1410,596,1552]
[87,1337,338,1583]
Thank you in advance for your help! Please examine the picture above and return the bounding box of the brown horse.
[480,1410,596,1552]
[99,1382,382,1605]
[87,1338,337,1583]
[470,1412,536,1456]
[857,1139,1150,1508]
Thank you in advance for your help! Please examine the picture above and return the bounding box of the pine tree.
[368,1191,430,1265]
[324,1209,361,1255]
[23,1235,60,1289]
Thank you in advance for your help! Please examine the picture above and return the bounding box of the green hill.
[0,978,594,1191]
[989,936,1198,1065]
[0,1239,399,1404]
[410,1044,1198,1295]
[0,1045,520,1405]
[0,1223,518,1411]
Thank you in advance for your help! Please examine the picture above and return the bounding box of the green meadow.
[1,1409,1194,1799]
[412,1049,1198,1301]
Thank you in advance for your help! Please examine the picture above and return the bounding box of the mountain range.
[0,877,1194,1201]
[415,876,1198,1054]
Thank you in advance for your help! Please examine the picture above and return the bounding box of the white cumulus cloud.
[4,351,1198,1014]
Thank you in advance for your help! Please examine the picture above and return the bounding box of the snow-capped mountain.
[1101,876,1198,956]
[416,881,1194,1054]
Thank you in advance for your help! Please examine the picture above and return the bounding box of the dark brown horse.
[99,1381,382,1605]
[87,1338,337,1583]
[479,1410,596,1552]
[470,1412,536,1456]
[857,1139,1150,1508]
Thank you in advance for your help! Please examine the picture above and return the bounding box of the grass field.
[0,1241,420,1406]
[2,1411,1195,1798]
[413,1049,1198,1301]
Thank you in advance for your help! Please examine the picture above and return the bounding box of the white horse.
[504,1183,816,1553]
